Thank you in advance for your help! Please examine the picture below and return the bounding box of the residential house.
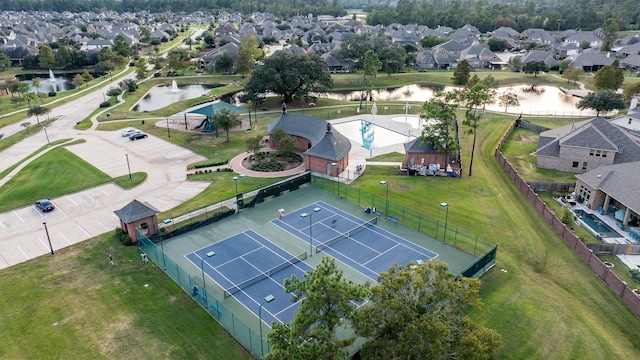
[459,45,503,69]
[535,117,640,173]
[521,28,559,47]
[86,38,112,50]
[568,52,614,72]
[565,32,601,49]
[574,161,640,230]
[556,42,581,59]
[199,42,239,71]
[517,50,558,68]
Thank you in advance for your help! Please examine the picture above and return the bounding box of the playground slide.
[202,121,215,133]
[193,118,207,130]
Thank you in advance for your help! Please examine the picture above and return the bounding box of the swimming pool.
[332,120,415,148]
[575,210,622,238]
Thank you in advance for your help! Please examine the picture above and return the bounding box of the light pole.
[166,117,171,138]
[331,162,339,196]
[440,202,449,243]
[259,294,275,358]
[125,153,131,179]
[43,222,54,255]
[379,180,389,217]
[233,174,246,211]
[300,207,321,256]
[43,126,50,145]
[200,251,216,306]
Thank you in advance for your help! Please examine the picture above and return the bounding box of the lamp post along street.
[440,202,449,243]
[380,181,389,217]
[166,117,171,138]
[43,126,50,145]
[125,153,131,179]
[259,294,275,358]
[200,251,216,306]
[43,222,54,255]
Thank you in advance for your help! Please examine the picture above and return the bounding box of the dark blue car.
[35,199,55,212]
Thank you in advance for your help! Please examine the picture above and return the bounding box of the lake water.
[133,84,215,112]
[322,84,596,117]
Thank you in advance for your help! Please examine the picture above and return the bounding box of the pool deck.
[571,202,640,270]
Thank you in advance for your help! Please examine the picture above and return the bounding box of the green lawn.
[0,233,250,360]
[350,113,640,358]
[0,146,112,212]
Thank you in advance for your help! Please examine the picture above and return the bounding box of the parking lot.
[0,129,209,269]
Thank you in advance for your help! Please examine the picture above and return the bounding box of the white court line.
[0,221,5,229]
[98,187,109,196]
[17,246,29,260]
[83,191,94,201]
[77,224,91,237]
[66,196,78,206]
[58,232,72,245]
[95,220,109,231]
[13,210,25,223]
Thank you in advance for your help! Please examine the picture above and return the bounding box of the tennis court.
[185,230,312,325]
[273,201,438,280]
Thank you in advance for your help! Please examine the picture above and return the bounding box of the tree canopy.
[352,260,502,360]
[267,257,369,360]
[452,60,471,85]
[593,60,624,91]
[420,91,460,164]
[243,52,333,103]
[577,90,625,116]
[523,61,549,77]
[212,108,241,142]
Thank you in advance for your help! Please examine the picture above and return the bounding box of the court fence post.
[435,221,439,240]
[418,213,422,233]
[454,228,458,247]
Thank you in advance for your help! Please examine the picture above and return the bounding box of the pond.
[132,83,218,112]
[18,74,75,93]
[322,84,596,117]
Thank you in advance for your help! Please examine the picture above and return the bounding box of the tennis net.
[224,251,307,298]
[316,217,378,253]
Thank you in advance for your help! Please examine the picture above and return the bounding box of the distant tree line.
[0,0,345,18]
[364,0,639,33]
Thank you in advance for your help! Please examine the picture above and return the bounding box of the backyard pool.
[576,210,622,238]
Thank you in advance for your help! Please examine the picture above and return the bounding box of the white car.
[121,128,140,137]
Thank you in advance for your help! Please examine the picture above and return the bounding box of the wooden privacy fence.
[586,243,640,255]
[495,120,640,318]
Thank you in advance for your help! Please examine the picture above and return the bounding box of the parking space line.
[58,232,72,245]
[95,220,110,231]
[66,196,78,206]
[77,224,91,237]
[154,198,173,205]
[38,238,50,251]
[98,187,109,196]
[13,211,25,223]
[0,221,5,229]
[83,191,94,201]
[32,206,44,217]
[17,246,29,260]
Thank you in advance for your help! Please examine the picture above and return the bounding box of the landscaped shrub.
[114,227,132,246]
[631,269,640,283]
[48,91,57,97]
[99,101,111,108]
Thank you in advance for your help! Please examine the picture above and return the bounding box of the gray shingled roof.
[113,199,160,223]
[536,117,640,163]
[267,114,351,161]
[576,161,640,215]
[403,138,439,153]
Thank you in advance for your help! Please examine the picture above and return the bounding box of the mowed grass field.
[352,113,640,358]
[0,146,112,212]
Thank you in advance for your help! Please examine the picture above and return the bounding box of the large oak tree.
[244,52,333,103]
[353,260,502,360]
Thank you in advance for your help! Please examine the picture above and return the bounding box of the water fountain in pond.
[49,69,57,92]
[171,80,179,92]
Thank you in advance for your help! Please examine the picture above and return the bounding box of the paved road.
[0,70,210,269]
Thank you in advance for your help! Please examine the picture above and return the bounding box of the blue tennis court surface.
[272,201,438,280]
[185,230,312,326]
